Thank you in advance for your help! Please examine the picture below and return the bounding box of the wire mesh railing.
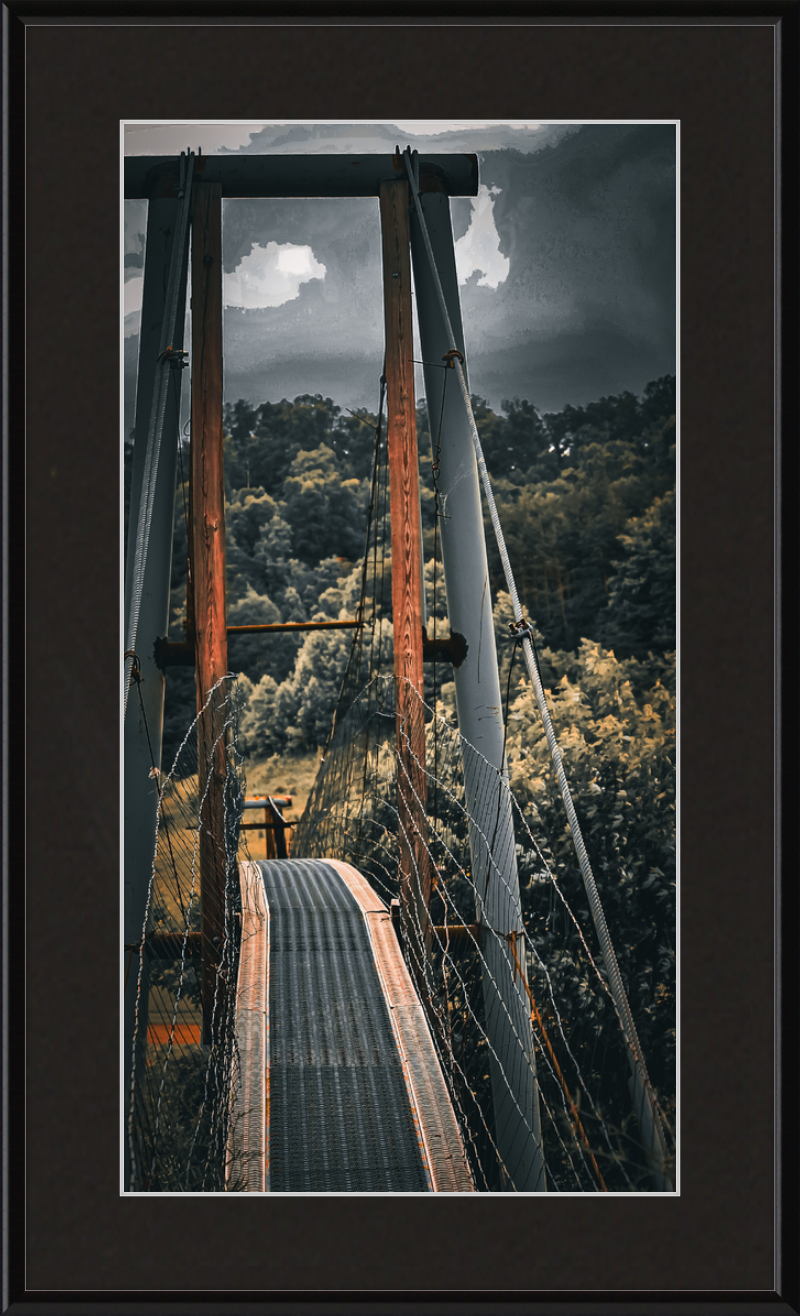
[126,676,254,1192]
[295,675,675,1192]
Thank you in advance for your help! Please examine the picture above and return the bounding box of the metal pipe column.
[123,197,189,1178]
[409,185,545,1191]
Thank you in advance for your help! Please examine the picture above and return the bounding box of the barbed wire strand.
[402,148,670,1187]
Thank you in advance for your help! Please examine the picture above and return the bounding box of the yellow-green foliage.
[495,590,676,1105]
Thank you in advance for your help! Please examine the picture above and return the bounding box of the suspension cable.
[402,147,670,1186]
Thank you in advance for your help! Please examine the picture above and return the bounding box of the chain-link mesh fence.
[126,676,252,1192]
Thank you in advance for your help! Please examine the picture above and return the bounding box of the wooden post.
[191,181,229,1044]
[379,179,431,992]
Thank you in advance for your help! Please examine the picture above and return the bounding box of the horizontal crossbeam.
[124,153,479,200]
[153,620,360,668]
[154,621,468,669]
[226,620,359,635]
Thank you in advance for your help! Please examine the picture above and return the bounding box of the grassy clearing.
[239,748,322,860]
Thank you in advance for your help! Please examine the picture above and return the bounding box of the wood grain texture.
[191,181,228,703]
[380,180,431,983]
[190,181,229,1041]
[380,180,424,695]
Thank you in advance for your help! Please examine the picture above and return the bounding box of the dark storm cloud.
[124,123,675,429]
[220,196,385,383]
[225,121,579,158]
[124,244,144,272]
[460,123,677,410]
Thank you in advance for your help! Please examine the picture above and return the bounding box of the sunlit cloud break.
[225,241,327,309]
[125,276,143,323]
[455,184,510,289]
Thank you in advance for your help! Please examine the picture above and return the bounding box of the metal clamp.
[156,346,189,369]
[124,649,142,682]
[442,348,465,369]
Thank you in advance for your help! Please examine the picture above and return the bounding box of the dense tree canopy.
[491,589,676,1112]
[126,374,676,1160]
[138,380,675,779]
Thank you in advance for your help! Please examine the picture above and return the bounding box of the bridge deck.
[228,858,473,1193]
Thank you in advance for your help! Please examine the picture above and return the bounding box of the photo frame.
[10,6,795,1311]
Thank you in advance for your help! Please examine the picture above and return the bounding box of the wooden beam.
[227,619,359,635]
[379,178,431,993]
[191,180,229,1044]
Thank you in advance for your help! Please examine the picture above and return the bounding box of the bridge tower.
[123,149,544,1191]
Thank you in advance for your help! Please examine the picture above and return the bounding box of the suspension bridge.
[123,147,675,1193]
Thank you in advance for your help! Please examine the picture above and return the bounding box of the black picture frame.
[8,5,796,1312]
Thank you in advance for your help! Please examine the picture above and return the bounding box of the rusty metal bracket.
[153,634,195,670]
[421,628,468,668]
[433,922,483,946]
[389,898,482,949]
[441,348,465,369]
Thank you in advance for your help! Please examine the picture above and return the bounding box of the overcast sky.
[123,120,676,431]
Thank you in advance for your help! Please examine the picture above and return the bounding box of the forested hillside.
[125,377,677,1129]
[124,377,675,781]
